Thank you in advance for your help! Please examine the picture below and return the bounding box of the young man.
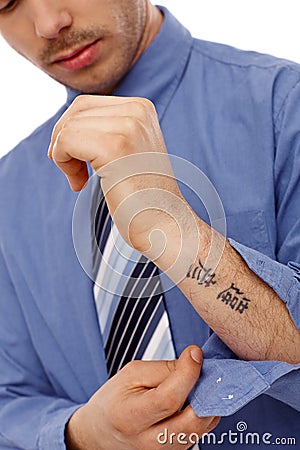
[0,1,300,449]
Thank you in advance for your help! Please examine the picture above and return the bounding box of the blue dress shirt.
[0,6,299,449]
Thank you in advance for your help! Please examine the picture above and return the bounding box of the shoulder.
[190,38,300,99]
[189,38,300,128]
[191,37,300,74]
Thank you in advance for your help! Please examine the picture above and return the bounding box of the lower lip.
[55,41,99,71]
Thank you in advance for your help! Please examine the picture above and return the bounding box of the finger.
[50,115,136,191]
[137,408,219,450]
[146,346,203,418]
[48,95,154,158]
[50,109,164,191]
[68,94,152,116]
[48,96,136,157]
[55,156,89,192]
[119,346,202,388]
[106,347,203,437]
[116,359,177,388]
[58,101,155,121]
[151,406,220,445]
[129,346,203,428]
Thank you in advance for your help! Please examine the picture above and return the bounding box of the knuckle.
[131,97,156,122]
[141,98,157,117]
[61,116,74,130]
[53,129,66,149]
[123,115,140,135]
[58,122,76,142]
[165,359,176,373]
[72,94,89,109]
[122,359,139,372]
[120,359,142,377]
[110,132,129,152]
[132,99,149,118]
[71,95,84,110]
[139,97,155,111]
[51,122,60,137]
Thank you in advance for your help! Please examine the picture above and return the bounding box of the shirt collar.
[66,6,193,120]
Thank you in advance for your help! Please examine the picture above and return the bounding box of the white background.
[0,0,300,157]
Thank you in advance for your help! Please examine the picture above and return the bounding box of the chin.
[49,71,120,95]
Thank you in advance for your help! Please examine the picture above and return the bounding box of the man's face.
[0,0,146,93]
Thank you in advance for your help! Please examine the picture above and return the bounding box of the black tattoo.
[217,283,251,314]
[187,262,251,314]
[186,259,217,288]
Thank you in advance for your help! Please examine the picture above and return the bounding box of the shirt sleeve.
[191,74,300,417]
[0,248,82,450]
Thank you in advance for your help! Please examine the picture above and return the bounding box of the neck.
[129,2,164,69]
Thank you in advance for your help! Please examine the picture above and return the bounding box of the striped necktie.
[93,192,176,377]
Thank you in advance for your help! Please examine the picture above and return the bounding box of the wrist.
[65,405,89,450]
[142,204,208,284]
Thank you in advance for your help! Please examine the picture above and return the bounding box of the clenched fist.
[48,95,196,263]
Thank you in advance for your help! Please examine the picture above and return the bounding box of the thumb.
[145,345,203,425]
[160,345,203,402]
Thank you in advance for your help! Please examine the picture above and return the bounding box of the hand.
[48,95,190,255]
[65,346,220,450]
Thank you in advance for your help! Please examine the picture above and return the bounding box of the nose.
[30,0,73,39]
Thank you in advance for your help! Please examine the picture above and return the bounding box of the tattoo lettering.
[217,283,251,314]
[186,259,217,288]
[187,261,251,314]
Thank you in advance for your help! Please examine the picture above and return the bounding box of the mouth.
[51,39,100,71]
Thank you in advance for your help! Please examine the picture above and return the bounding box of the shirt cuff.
[190,333,300,416]
[37,403,83,450]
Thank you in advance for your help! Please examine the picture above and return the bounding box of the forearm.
[148,210,300,364]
